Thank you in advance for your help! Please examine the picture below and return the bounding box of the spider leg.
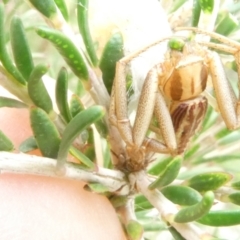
[176,27,240,99]
[208,51,240,129]
[154,85,177,154]
[111,38,174,148]
[132,67,159,147]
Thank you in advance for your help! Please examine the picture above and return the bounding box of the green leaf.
[232,181,240,190]
[199,0,214,14]
[55,67,72,123]
[168,0,188,13]
[82,127,96,161]
[192,0,201,27]
[57,106,105,168]
[28,64,53,114]
[28,0,57,18]
[184,144,200,160]
[69,146,95,169]
[226,60,237,72]
[148,157,172,175]
[168,225,186,240]
[54,0,68,21]
[186,172,232,192]
[77,0,98,66]
[228,192,240,206]
[134,195,152,212]
[69,94,85,117]
[174,191,214,223]
[36,26,89,81]
[10,16,34,81]
[0,97,27,108]
[215,11,238,36]
[215,127,232,140]
[30,107,61,158]
[84,182,110,194]
[99,32,124,94]
[148,156,182,190]
[0,130,14,151]
[161,185,202,206]
[126,220,143,240]
[19,136,38,153]
[198,210,240,226]
[110,196,128,208]
[0,3,26,85]
[94,118,108,138]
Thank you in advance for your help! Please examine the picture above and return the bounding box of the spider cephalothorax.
[109,28,240,172]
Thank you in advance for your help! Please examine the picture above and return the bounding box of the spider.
[109,27,240,172]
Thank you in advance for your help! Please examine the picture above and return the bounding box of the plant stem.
[130,171,211,240]
[0,152,129,195]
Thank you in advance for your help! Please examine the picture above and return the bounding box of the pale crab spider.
[109,27,240,172]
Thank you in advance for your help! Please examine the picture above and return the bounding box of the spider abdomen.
[170,96,208,154]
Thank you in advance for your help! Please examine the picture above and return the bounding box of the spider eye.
[168,38,185,51]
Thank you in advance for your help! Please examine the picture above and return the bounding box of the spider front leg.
[112,58,161,151]
[208,51,240,129]
[110,59,178,160]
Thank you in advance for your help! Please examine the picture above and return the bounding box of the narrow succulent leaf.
[19,136,38,153]
[168,226,187,240]
[77,0,98,66]
[174,191,214,223]
[217,132,240,146]
[0,130,14,151]
[184,144,200,160]
[148,157,172,175]
[228,61,238,74]
[99,32,124,94]
[161,185,202,206]
[82,127,95,161]
[192,0,201,27]
[94,119,108,138]
[85,182,110,194]
[202,107,216,131]
[215,127,232,140]
[56,67,72,122]
[28,0,57,18]
[69,94,85,117]
[197,210,240,226]
[135,195,152,212]
[168,0,188,13]
[186,172,232,192]
[0,4,26,85]
[199,0,214,14]
[142,222,166,232]
[30,107,61,158]
[195,154,240,164]
[57,106,105,168]
[10,16,34,81]
[54,0,68,21]
[0,97,27,108]
[28,64,53,114]
[149,156,182,190]
[69,146,95,169]
[110,196,128,208]
[126,220,144,240]
[232,181,240,190]
[215,11,238,36]
[36,26,89,80]
[228,192,240,206]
